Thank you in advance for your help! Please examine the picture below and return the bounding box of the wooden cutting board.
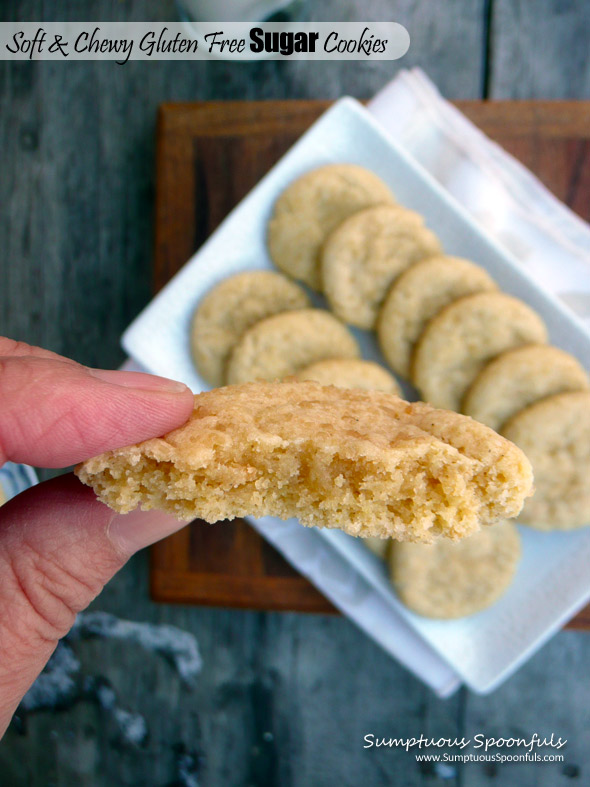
[151,99,590,627]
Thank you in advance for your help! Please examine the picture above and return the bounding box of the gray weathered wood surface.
[0,1,589,785]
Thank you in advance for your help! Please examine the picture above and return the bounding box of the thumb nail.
[107,507,192,556]
[89,368,189,394]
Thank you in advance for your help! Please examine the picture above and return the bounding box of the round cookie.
[267,164,395,290]
[321,205,442,329]
[378,255,497,379]
[413,292,548,411]
[296,358,401,395]
[226,309,360,384]
[501,391,590,530]
[463,344,590,431]
[390,520,521,619]
[191,271,310,386]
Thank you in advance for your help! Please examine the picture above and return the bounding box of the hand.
[0,338,195,736]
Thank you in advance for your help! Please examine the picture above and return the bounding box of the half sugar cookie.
[77,382,534,543]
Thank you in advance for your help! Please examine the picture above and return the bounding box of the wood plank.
[462,630,590,787]
[301,0,486,100]
[151,99,590,631]
[489,0,590,100]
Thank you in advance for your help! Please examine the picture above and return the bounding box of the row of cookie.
[268,164,590,532]
[191,269,401,392]
[268,163,443,330]
[379,258,590,529]
[267,164,528,411]
[381,257,590,529]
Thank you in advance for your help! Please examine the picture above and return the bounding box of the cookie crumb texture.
[77,382,532,543]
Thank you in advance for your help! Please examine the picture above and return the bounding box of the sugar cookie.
[463,344,589,430]
[321,205,441,329]
[378,256,497,379]
[226,309,359,384]
[413,292,548,411]
[296,358,401,395]
[267,164,394,290]
[76,381,533,543]
[501,391,590,530]
[191,271,310,386]
[390,520,521,618]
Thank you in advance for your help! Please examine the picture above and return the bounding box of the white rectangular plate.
[123,98,590,693]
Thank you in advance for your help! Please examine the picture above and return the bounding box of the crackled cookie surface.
[76,382,533,543]
[190,271,310,387]
[390,520,521,618]
[267,164,395,290]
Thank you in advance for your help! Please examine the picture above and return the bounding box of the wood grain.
[151,99,590,629]
[489,0,590,100]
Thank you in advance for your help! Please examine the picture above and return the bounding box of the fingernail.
[107,507,192,555]
[89,368,189,394]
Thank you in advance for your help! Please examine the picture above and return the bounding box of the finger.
[0,355,194,467]
[0,336,79,363]
[0,474,190,736]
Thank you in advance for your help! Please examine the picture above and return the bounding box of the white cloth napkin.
[369,68,590,332]
[123,69,590,697]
